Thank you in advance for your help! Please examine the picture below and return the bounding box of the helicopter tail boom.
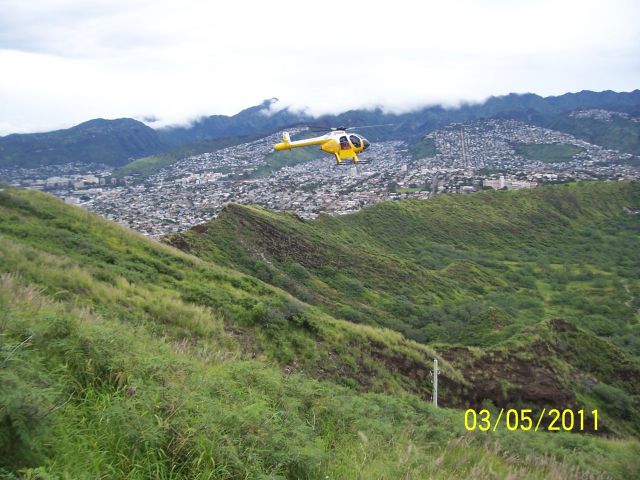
[274,132,327,151]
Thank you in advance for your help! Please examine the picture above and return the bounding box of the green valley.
[169,182,640,434]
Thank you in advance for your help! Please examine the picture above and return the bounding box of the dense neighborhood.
[2,114,638,238]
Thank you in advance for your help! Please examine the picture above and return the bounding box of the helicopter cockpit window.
[339,136,350,150]
[349,135,362,148]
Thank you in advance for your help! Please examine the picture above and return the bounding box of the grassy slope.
[514,143,585,163]
[546,115,640,156]
[1,187,639,478]
[247,148,321,178]
[410,137,438,159]
[170,182,640,343]
[0,188,471,400]
[113,134,265,181]
[170,181,640,436]
[4,275,638,480]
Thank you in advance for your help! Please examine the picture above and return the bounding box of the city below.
[2,110,638,239]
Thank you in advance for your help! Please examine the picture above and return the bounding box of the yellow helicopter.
[274,126,384,165]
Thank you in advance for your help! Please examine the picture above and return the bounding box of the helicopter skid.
[335,159,370,166]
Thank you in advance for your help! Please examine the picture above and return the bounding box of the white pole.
[433,358,438,408]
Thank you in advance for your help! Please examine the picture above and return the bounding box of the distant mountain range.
[1,90,639,169]
[157,98,310,147]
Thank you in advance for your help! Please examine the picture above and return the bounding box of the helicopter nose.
[362,138,370,149]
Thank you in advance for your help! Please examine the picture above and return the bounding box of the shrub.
[592,383,634,420]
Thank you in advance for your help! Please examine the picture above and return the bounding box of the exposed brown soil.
[190,224,209,234]
[164,234,191,253]
[438,345,576,408]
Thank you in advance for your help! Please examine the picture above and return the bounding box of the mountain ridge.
[0,117,164,168]
[2,89,640,169]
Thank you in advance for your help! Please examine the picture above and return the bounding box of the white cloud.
[0,0,638,135]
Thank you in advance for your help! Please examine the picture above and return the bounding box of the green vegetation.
[395,187,423,193]
[1,184,640,477]
[410,137,437,159]
[514,143,585,163]
[113,153,176,179]
[244,147,320,178]
[173,181,640,436]
[546,114,640,156]
[0,119,163,168]
[114,134,264,181]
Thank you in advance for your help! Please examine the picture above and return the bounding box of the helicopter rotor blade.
[345,123,394,130]
[304,123,394,132]
[305,125,334,132]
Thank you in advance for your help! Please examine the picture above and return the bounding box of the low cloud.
[1,0,638,135]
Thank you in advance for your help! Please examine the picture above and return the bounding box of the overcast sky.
[0,0,638,135]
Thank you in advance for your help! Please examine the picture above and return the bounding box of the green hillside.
[170,182,640,435]
[114,133,320,182]
[514,143,585,163]
[410,137,438,160]
[113,134,267,181]
[247,148,321,178]
[0,119,164,168]
[1,185,640,478]
[544,115,640,156]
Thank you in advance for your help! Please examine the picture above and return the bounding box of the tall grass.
[2,273,639,478]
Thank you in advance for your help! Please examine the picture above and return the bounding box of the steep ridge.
[168,181,640,435]
[0,188,463,402]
